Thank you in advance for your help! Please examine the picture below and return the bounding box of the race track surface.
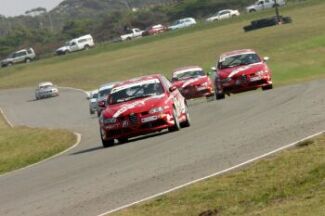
[0,80,325,216]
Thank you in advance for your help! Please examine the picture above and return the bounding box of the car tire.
[262,84,273,91]
[216,92,225,100]
[25,58,31,63]
[249,9,256,13]
[7,62,13,67]
[101,130,114,148]
[168,108,181,132]
[84,45,90,50]
[180,105,191,128]
[118,138,128,144]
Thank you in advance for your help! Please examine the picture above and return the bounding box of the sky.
[0,0,64,17]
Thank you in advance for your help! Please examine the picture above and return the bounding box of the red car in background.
[213,49,273,100]
[142,24,168,36]
[171,66,214,99]
[99,74,191,147]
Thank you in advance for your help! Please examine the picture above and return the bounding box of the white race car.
[35,82,59,100]
[88,89,99,115]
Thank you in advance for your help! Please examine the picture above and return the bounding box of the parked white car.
[1,48,36,67]
[168,17,197,30]
[246,0,286,13]
[206,9,240,22]
[120,28,144,41]
[35,82,59,100]
[88,90,99,115]
[56,34,95,55]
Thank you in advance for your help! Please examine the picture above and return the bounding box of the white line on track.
[0,107,14,128]
[97,131,324,216]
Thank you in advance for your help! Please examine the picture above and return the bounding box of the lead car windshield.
[108,79,164,105]
[173,70,205,81]
[218,53,261,69]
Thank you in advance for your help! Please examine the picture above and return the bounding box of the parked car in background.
[171,66,214,99]
[88,89,99,115]
[1,48,36,67]
[213,49,273,100]
[142,24,168,36]
[206,9,240,22]
[168,17,197,30]
[120,28,144,41]
[98,74,191,147]
[97,82,118,117]
[56,34,95,55]
[35,82,59,100]
[246,0,286,13]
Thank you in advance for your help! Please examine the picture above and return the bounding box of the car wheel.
[180,105,191,128]
[8,62,13,67]
[249,9,256,13]
[101,130,114,148]
[216,92,225,100]
[25,58,31,63]
[168,108,181,132]
[118,138,128,144]
[84,45,90,50]
[262,84,273,91]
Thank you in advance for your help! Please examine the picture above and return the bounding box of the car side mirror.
[169,86,177,92]
[263,56,270,62]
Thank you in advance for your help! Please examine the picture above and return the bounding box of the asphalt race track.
[0,80,325,216]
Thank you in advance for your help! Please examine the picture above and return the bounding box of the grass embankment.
[112,135,325,216]
[0,0,324,90]
[0,113,76,175]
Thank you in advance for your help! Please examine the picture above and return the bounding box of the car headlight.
[103,117,117,124]
[255,70,265,76]
[149,107,164,114]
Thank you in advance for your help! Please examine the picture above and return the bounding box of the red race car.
[213,49,273,100]
[99,74,191,147]
[171,66,214,99]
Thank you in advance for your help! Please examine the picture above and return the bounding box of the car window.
[218,53,261,69]
[173,70,205,80]
[109,79,164,105]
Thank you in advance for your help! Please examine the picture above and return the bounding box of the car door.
[13,51,26,63]
[221,11,231,20]
[264,0,272,8]
[257,0,265,10]
[69,41,78,52]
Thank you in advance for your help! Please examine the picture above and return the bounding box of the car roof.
[219,49,257,60]
[113,74,162,89]
[39,82,53,87]
[99,82,119,91]
[173,66,203,75]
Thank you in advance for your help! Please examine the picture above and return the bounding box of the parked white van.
[56,34,95,55]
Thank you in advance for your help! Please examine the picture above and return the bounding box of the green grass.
[0,0,324,90]
[111,135,325,216]
[0,113,76,175]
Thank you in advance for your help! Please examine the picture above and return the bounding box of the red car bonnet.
[218,62,266,79]
[102,94,167,119]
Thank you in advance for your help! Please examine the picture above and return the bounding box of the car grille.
[129,114,139,125]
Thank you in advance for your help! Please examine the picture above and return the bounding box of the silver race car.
[35,82,59,100]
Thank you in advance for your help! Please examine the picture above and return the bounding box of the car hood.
[56,46,69,52]
[37,87,57,92]
[172,76,210,89]
[103,94,167,118]
[1,57,12,63]
[218,63,266,79]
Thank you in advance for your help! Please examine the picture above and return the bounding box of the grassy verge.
[111,135,325,216]
[0,112,76,175]
[0,0,324,90]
